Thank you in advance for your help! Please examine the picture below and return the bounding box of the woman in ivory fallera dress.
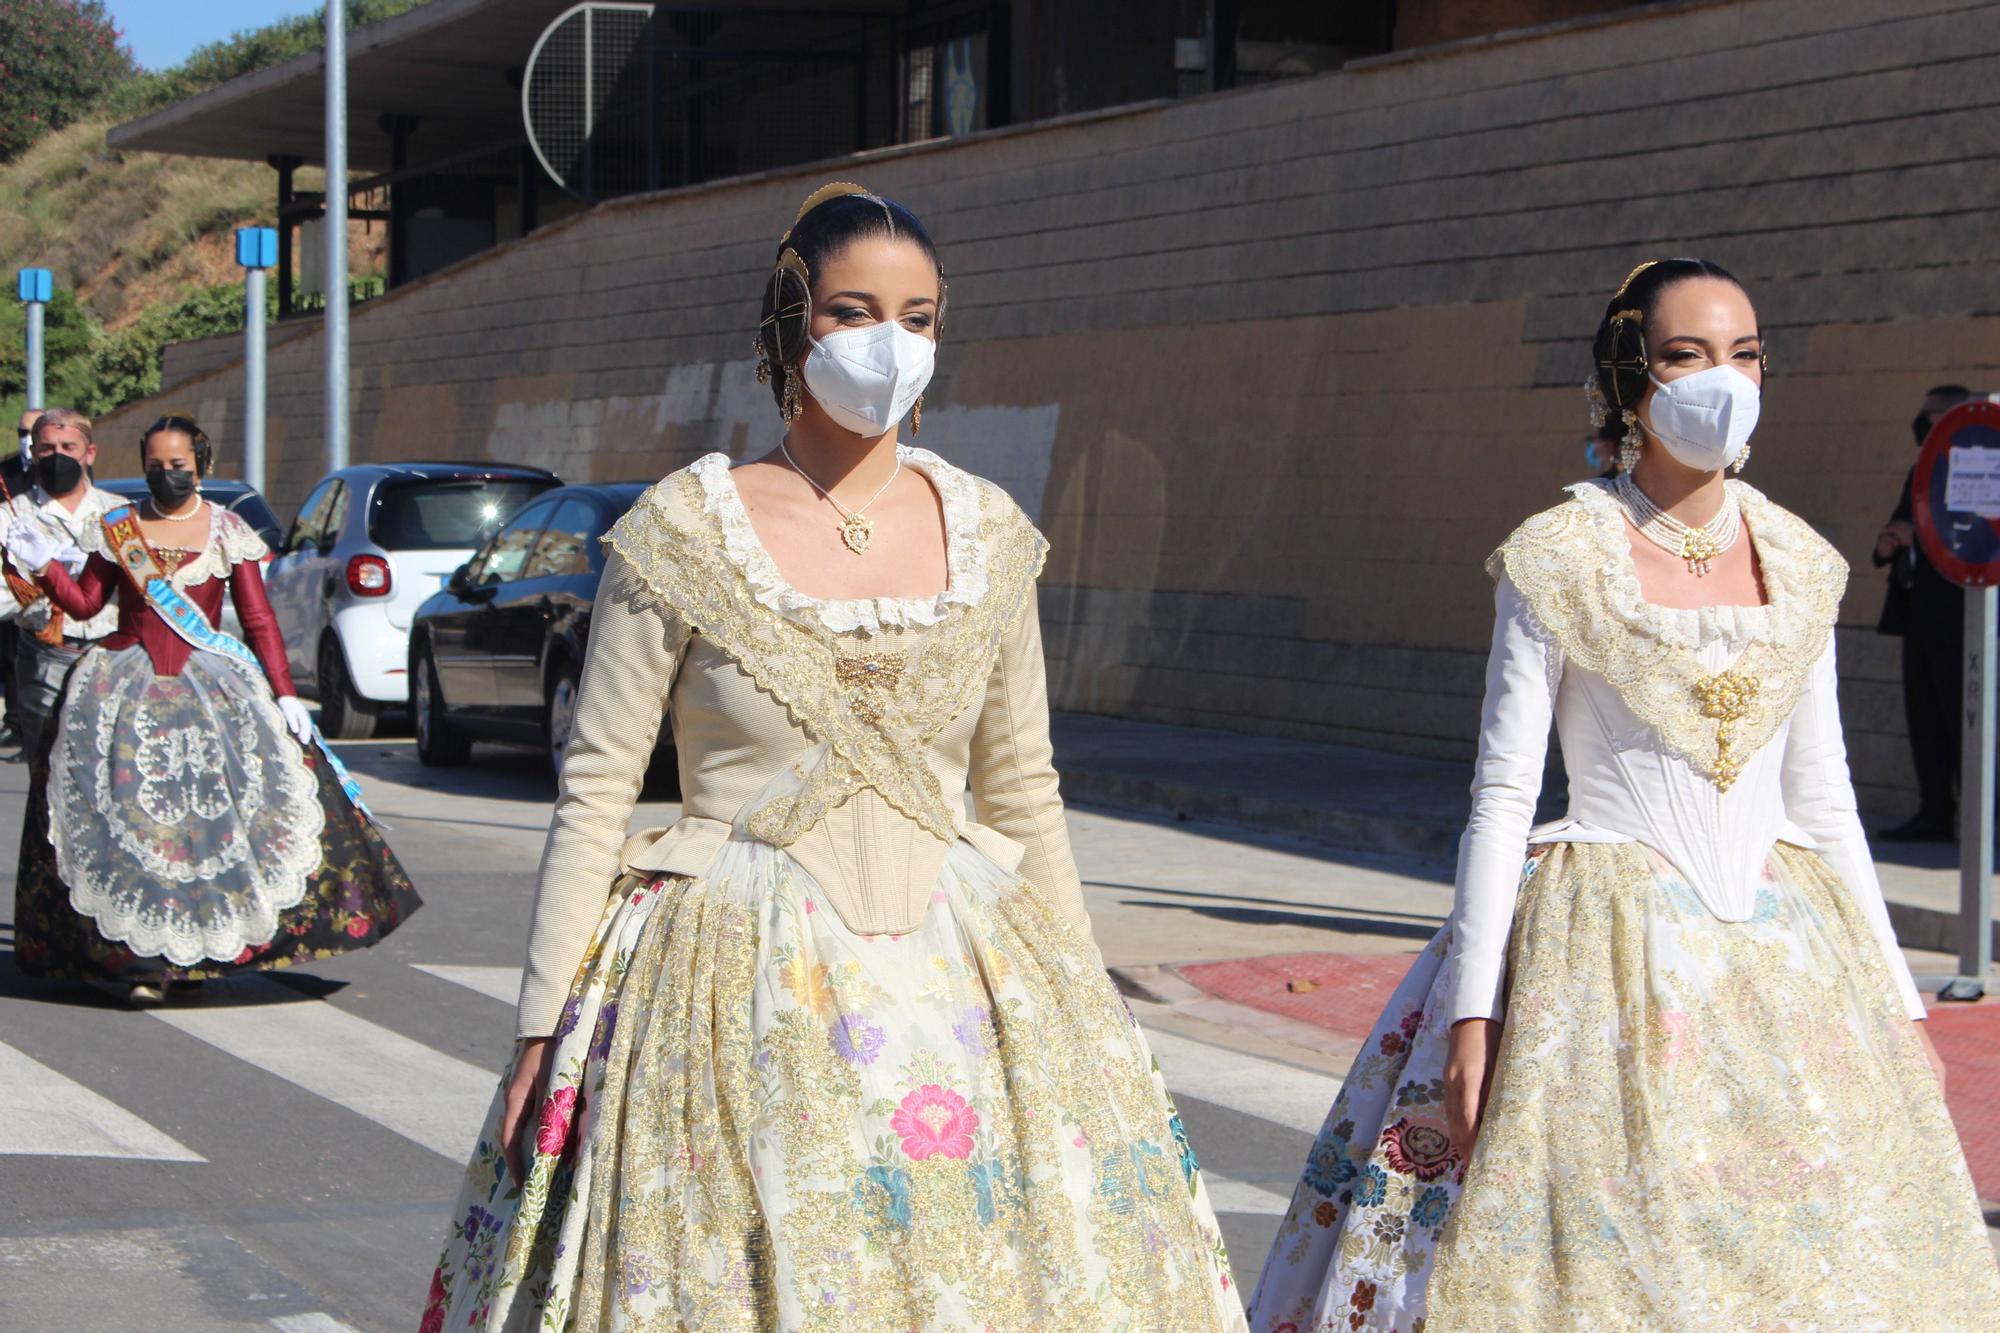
[423,183,1245,1331]
[1248,261,2000,1331]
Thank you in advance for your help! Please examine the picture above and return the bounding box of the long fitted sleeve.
[1781,639,1927,1021]
[1441,574,1560,1024]
[39,552,116,621]
[968,585,1089,938]
[227,558,297,697]
[516,551,690,1037]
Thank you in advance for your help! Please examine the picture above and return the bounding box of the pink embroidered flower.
[890,1084,979,1160]
[536,1085,578,1156]
[345,915,372,938]
[1379,1115,1458,1181]
[1399,1007,1423,1039]
[418,1269,448,1333]
[1378,1030,1405,1057]
[1656,1011,1697,1070]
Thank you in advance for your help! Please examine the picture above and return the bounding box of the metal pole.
[24,300,44,410]
[244,266,268,493]
[1950,586,1997,998]
[324,0,350,473]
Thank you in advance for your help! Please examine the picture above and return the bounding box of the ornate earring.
[1618,410,1644,473]
[1731,443,1751,475]
[911,395,922,435]
[753,337,770,385]
[781,373,803,424]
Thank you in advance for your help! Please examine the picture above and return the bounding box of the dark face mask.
[1912,414,1933,447]
[146,466,199,506]
[34,452,83,497]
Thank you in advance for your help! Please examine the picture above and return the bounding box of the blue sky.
[108,1,325,71]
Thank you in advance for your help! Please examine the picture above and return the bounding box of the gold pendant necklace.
[779,439,898,555]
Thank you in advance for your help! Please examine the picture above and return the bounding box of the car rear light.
[346,554,392,597]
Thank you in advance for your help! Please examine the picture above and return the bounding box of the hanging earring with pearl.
[1618,410,1644,474]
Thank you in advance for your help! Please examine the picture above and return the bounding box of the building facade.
[100,0,2000,814]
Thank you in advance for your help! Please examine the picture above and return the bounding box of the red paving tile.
[1924,999,2000,1202]
[1179,951,2000,1203]
[1178,950,1424,1041]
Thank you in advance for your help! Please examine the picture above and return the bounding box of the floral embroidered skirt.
[1246,840,2000,1333]
[425,837,1246,1332]
[14,645,421,982]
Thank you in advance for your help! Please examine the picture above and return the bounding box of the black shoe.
[1875,815,1956,843]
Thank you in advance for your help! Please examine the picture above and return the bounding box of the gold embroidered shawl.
[603,463,1050,848]
[1487,479,1847,789]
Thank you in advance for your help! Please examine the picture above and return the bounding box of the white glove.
[53,543,86,576]
[277,696,315,746]
[4,524,61,575]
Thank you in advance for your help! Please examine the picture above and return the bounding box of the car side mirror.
[447,562,472,594]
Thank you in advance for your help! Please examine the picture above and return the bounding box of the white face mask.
[801,320,936,438]
[1643,365,1761,472]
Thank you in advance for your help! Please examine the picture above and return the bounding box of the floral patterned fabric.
[1248,841,2000,1333]
[14,647,421,982]
[426,837,1245,1332]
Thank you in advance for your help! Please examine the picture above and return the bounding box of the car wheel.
[412,643,471,767]
[545,661,580,776]
[317,635,379,741]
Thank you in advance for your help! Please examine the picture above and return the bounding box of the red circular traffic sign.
[1913,400,2000,589]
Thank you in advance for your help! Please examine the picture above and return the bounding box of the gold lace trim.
[605,465,1049,846]
[1487,479,1845,790]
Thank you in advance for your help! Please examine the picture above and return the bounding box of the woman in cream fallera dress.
[425,184,1243,1332]
[1249,262,2000,1331]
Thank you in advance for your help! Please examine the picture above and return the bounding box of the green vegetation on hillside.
[0,0,424,427]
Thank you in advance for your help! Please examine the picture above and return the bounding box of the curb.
[1063,768,2000,961]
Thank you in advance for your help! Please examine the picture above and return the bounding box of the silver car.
[263,462,560,737]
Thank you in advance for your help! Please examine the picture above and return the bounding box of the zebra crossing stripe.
[148,977,496,1160]
[0,1038,205,1162]
[413,963,522,1005]
[268,1315,364,1333]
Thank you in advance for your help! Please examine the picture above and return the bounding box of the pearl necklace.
[1614,473,1740,577]
[145,496,206,523]
[778,440,899,554]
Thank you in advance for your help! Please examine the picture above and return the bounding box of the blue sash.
[101,505,374,819]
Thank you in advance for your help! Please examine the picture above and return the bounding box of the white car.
[264,462,560,737]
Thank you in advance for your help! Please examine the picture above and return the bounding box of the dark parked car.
[408,482,656,772]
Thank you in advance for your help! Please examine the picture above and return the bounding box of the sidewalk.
[1052,710,2000,961]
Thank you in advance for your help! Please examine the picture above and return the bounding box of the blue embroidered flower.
[1352,1163,1388,1209]
[1168,1111,1199,1188]
[1301,1128,1358,1196]
[853,1164,912,1233]
[1410,1185,1450,1230]
[553,995,583,1041]
[588,1002,619,1060]
[966,1158,1003,1225]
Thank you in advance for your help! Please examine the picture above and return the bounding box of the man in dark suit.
[1875,384,1974,841]
[0,410,38,745]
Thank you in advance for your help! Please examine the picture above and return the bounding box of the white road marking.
[413,963,522,1005]
[1203,1173,1297,1217]
[270,1316,364,1333]
[1141,1027,1341,1137]
[149,978,496,1160]
[0,1039,204,1162]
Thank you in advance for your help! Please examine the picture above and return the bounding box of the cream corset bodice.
[1439,480,1925,1026]
[514,449,1083,1037]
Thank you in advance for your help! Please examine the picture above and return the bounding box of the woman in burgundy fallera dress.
[7,415,418,1003]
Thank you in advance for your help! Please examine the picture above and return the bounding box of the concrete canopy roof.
[107,0,905,173]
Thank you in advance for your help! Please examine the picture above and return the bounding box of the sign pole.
[16,269,52,410]
[236,229,277,494]
[324,0,350,474]
[1950,586,1999,997]
[1916,399,2000,1000]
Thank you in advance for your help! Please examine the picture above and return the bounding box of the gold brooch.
[1693,670,1759,792]
[835,655,903,724]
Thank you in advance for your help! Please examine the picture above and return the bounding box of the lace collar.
[690,446,991,634]
[1488,478,1846,790]
[83,503,269,589]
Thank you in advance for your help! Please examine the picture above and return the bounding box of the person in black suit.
[0,409,38,745]
[1875,384,1974,841]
